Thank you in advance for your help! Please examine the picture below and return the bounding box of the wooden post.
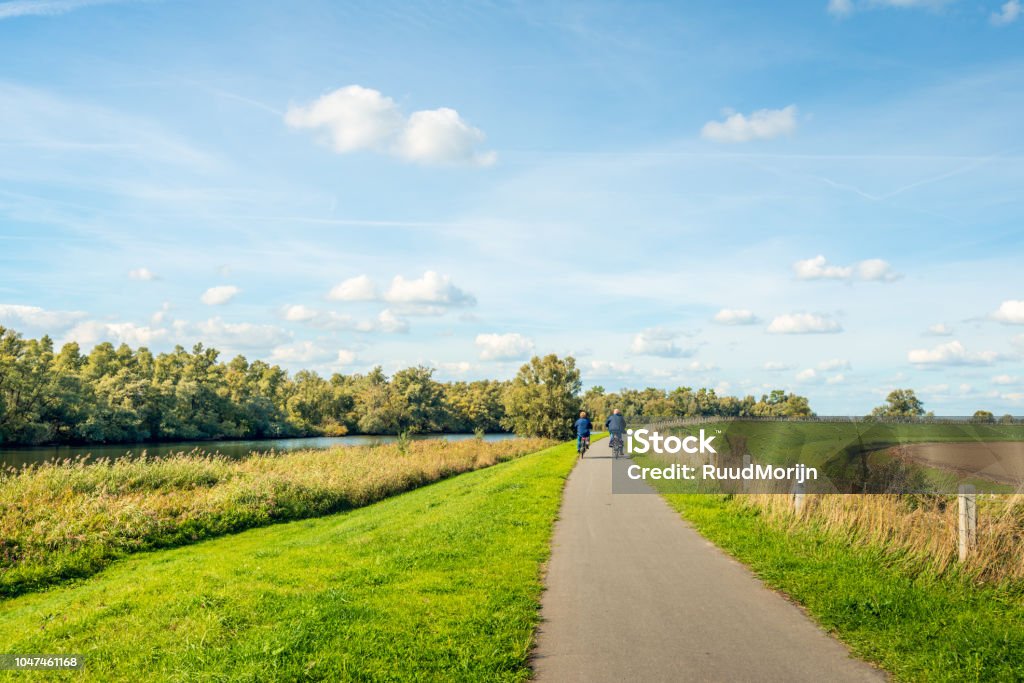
[958,484,977,562]
[792,479,806,514]
[742,453,751,494]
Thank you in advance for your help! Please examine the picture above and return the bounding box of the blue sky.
[1,0,1022,415]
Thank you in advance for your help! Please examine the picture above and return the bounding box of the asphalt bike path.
[532,438,885,682]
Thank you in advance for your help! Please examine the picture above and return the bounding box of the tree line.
[0,326,817,446]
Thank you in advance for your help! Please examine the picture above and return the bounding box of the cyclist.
[605,408,627,458]
[574,410,593,457]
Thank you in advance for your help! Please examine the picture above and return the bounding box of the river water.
[0,433,519,469]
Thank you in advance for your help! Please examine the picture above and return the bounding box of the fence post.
[958,483,977,562]
[742,453,751,494]
[792,479,806,514]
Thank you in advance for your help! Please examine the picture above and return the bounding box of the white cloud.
[384,271,476,307]
[818,358,851,371]
[588,360,637,376]
[793,255,901,282]
[0,303,85,330]
[285,85,495,166]
[336,349,357,365]
[328,275,378,302]
[908,340,1001,366]
[195,317,290,348]
[991,0,1020,24]
[766,313,842,334]
[629,328,695,357]
[374,310,409,334]
[826,373,846,385]
[992,374,1018,385]
[269,340,335,364]
[200,285,240,306]
[128,267,157,281]
[151,302,171,325]
[436,360,473,375]
[396,108,496,166]
[712,308,758,325]
[687,361,718,372]
[284,85,402,153]
[992,300,1024,324]
[827,0,854,15]
[475,332,535,361]
[856,258,902,282]
[796,368,819,382]
[64,321,167,347]
[0,0,125,20]
[701,105,797,143]
[763,361,792,371]
[282,304,319,322]
[925,323,953,336]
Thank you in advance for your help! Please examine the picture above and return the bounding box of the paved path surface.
[532,438,885,682]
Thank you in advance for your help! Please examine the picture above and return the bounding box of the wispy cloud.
[0,0,128,20]
[990,0,1021,25]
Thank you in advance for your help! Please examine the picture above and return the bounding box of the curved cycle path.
[532,438,885,682]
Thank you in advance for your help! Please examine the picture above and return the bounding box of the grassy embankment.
[0,437,552,598]
[0,439,581,681]
[636,421,1024,681]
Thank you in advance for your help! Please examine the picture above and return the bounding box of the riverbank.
[0,437,552,598]
[0,440,579,681]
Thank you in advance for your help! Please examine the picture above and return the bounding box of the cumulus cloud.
[991,0,1020,24]
[195,317,290,348]
[285,85,495,166]
[992,300,1024,324]
[818,358,850,371]
[384,271,476,308]
[826,374,846,385]
[687,361,718,372]
[701,105,797,143]
[908,340,1001,366]
[282,304,319,322]
[796,368,819,382]
[269,340,335,364]
[629,328,695,357]
[793,255,901,282]
[65,321,167,347]
[475,332,535,361]
[588,360,638,377]
[200,285,240,306]
[766,313,842,334]
[712,308,758,325]
[128,267,157,281]
[925,323,953,336]
[396,108,497,166]
[993,374,1018,385]
[0,303,85,330]
[763,361,792,371]
[328,275,378,302]
[327,272,474,314]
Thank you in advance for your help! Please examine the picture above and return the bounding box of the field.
[0,437,553,599]
[0,440,580,681]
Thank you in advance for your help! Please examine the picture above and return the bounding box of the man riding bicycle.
[574,410,593,457]
[605,409,627,458]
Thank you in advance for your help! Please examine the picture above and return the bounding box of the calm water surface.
[0,433,518,469]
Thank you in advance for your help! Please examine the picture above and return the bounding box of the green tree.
[871,389,925,418]
[501,355,581,438]
[972,410,995,423]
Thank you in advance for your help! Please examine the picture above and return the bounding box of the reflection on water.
[0,433,518,469]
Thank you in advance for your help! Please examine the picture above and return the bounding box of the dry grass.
[0,437,554,597]
[739,491,1024,583]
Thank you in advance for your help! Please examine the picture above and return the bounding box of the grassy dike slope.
[0,441,581,682]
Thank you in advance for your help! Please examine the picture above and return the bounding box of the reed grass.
[0,437,553,598]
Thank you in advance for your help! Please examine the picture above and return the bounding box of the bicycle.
[578,434,590,458]
[610,433,625,458]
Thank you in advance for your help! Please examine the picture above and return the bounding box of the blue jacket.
[605,414,626,433]
[574,417,592,436]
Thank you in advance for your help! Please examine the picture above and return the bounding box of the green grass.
[645,481,1024,681]
[0,440,579,682]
